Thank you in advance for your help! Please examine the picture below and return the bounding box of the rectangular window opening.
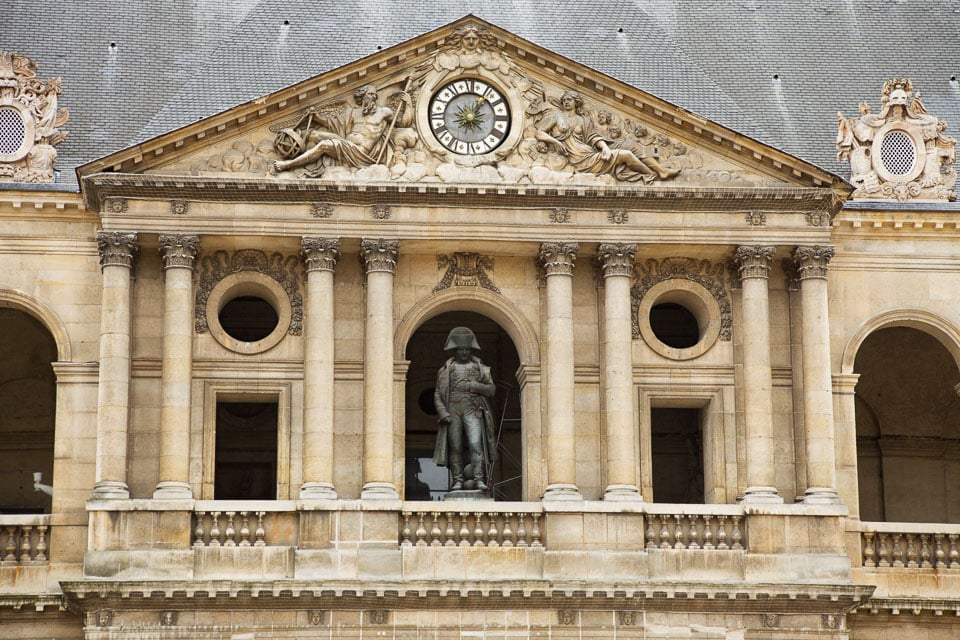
[651,407,704,504]
[214,400,279,500]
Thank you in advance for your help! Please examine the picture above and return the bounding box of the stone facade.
[1,15,959,640]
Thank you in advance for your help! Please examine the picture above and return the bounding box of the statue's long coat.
[432,356,498,470]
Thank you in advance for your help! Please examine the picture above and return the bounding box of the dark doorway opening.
[651,407,704,503]
[214,400,278,499]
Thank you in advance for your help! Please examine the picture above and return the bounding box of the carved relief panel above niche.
[154,22,781,189]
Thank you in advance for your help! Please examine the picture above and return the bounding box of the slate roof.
[3,0,958,187]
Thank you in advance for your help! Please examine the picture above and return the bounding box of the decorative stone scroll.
[194,249,302,335]
[630,257,732,341]
[96,232,138,270]
[838,78,956,201]
[0,51,69,183]
[434,252,499,293]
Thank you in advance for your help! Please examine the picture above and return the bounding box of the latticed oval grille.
[0,107,27,156]
[879,130,916,177]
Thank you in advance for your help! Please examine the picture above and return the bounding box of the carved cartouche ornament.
[837,78,956,201]
[0,51,69,183]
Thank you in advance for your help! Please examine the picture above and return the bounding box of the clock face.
[428,78,510,155]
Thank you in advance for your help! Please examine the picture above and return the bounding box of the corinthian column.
[92,232,138,500]
[598,243,642,501]
[300,237,340,500]
[794,245,841,504]
[360,239,400,500]
[153,234,200,500]
[733,245,782,503]
[539,242,582,501]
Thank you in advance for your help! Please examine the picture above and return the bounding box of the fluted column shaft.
[734,245,782,503]
[539,242,581,500]
[154,235,200,499]
[599,243,642,501]
[300,237,340,500]
[361,239,399,499]
[795,245,841,504]
[92,232,138,500]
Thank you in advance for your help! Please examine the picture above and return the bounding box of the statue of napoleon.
[433,327,497,493]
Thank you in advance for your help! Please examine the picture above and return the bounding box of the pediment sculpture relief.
[169,23,774,187]
[838,78,956,201]
[0,51,69,183]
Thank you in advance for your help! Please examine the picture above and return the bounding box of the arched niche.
[0,287,72,362]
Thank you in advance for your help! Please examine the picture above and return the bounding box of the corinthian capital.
[597,243,637,278]
[733,245,775,280]
[96,232,138,270]
[158,234,200,270]
[793,245,835,280]
[301,237,341,273]
[538,242,579,276]
[360,238,399,274]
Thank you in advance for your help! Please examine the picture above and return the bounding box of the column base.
[603,484,643,502]
[299,482,338,500]
[361,481,399,500]
[741,486,783,504]
[152,481,193,500]
[90,481,130,501]
[803,487,843,505]
[543,483,582,501]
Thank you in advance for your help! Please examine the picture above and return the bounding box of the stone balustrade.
[644,507,745,551]
[193,501,298,547]
[861,523,960,569]
[0,515,50,564]
[400,505,543,548]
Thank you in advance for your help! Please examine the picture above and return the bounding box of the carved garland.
[195,249,303,335]
[630,257,732,341]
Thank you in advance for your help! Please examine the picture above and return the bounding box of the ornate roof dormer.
[0,52,69,183]
[838,78,956,202]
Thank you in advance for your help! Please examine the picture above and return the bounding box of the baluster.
[19,526,32,562]
[224,512,237,547]
[673,515,685,549]
[645,516,657,549]
[862,532,876,568]
[702,515,714,550]
[5,526,18,561]
[487,513,500,548]
[731,516,744,550]
[474,512,485,547]
[193,513,206,547]
[430,513,442,547]
[716,516,729,550]
[659,516,671,549]
[516,514,528,548]
[238,512,251,547]
[35,525,47,562]
[458,512,471,547]
[892,534,904,568]
[502,513,514,548]
[920,535,932,568]
[688,516,701,550]
[531,514,542,548]
[415,512,427,547]
[934,534,946,569]
[209,512,221,547]
[948,534,959,569]
[444,512,456,547]
[905,533,919,568]
[877,534,890,567]
[400,512,413,546]
[254,512,266,546]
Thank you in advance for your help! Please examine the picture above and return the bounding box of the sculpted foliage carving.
[195,250,302,335]
[0,51,69,182]
[434,252,499,293]
[631,258,732,341]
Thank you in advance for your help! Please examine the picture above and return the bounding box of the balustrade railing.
[193,502,297,547]
[400,508,543,548]
[861,525,960,569]
[0,515,50,564]
[644,510,745,551]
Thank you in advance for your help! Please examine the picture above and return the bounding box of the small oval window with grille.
[0,107,27,157]
[879,130,916,177]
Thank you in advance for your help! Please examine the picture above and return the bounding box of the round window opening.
[218,295,279,343]
[649,302,700,349]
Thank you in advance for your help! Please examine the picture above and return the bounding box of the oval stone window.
[879,129,916,177]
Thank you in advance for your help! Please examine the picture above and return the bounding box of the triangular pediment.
[77,16,843,192]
